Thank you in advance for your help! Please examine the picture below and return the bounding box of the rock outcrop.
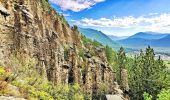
[0,96,26,100]
[0,0,123,98]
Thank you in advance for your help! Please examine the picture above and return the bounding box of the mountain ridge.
[128,32,168,39]
[107,35,128,41]
[78,27,120,49]
[118,32,170,47]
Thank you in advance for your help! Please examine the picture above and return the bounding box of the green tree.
[105,45,114,64]
[117,47,126,83]
[128,46,170,100]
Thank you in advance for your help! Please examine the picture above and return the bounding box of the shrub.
[78,49,85,59]
[92,40,102,47]
[157,89,170,100]
[0,67,6,76]
[143,92,152,100]
[105,45,117,67]
[9,56,88,99]
[41,0,50,11]
[64,49,69,61]
[0,66,11,81]
[60,15,70,27]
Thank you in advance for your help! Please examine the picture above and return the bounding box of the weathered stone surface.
[0,81,21,97]
[0,96,26,100]
[0,0,125,98]
[0,3,10,17]
[121,69,129,91]
[106,95,124,100]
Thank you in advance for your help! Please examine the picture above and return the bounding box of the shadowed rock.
[0,4,10,17]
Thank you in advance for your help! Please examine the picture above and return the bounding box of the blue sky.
[49,0,170,36]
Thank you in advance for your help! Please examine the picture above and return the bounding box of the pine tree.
[128,46,170,100]
[117,47,126,84]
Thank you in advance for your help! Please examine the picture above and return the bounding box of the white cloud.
[73,13,170,32]
[49,0,105,12]
[62,13,70,17]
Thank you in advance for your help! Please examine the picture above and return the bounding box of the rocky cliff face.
[0,0,118,98]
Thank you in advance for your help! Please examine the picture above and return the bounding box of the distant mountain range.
[78,28,170,53]
[118,32,170,47]
[107,35,128,41]
[127,32,168,39]
[151,35,170,47]
[78,28,120,49]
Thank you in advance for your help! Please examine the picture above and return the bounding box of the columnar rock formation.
[0,0,119,97]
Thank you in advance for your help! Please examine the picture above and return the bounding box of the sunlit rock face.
[0,0,120,97]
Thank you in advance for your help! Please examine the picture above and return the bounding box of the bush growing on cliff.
[0,67,6,78]
[9,56,87,100]
[157,89,170,100]
[105,45,117,67]
[0,66,12,95]
[78,49,85,60]
[93,40,102,47]
[143,92,152,100]
[41,0,50,11]
[60,15,70,27]
[81,35,102,47]
[81,35,93,47]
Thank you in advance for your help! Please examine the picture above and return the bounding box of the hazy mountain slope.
[118,38,151,46]
[151,35,170,47]
[128,32,168,39]
[108,35,128,41]
[79,28,120,49]
[118,32,170,47]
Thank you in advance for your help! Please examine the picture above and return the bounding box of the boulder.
[106,95,124,100]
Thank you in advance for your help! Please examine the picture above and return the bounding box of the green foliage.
[81,35,103,47]
[117,47,126,82]
[81,35,102,48]
[0,67,5,76]
[93,40,102,47]
[98,83,109,95]
[41,0,50,11]
[143,92,152,100]
[9,56,87,100]
[13,80,86,100]
[157,89,170,100]
[81,35,93,47]
[59,15,70,27]
[79,28,120,50]
[105,45,117,66]
[117,47,126,69]
[78,49,85,59]
[64,48,69,61]
[127,46,170,100]
[0,66,11,81]
[0,66,12,95]
[81,35,104,58]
